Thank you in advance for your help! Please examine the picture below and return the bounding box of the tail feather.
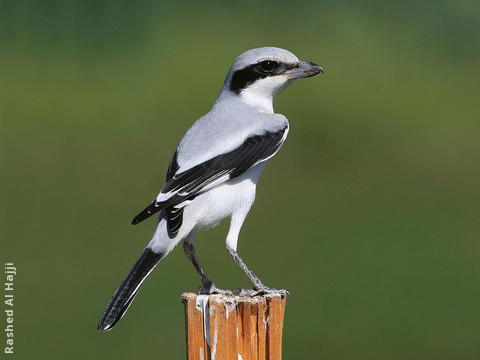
[97,248,163,331]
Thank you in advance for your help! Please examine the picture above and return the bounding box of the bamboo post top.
[182,292,287,360]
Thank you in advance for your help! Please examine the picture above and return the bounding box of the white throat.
[240,90,274,114]
[238,75,289,114]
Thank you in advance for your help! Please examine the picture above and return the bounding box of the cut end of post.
[182,292,287,360]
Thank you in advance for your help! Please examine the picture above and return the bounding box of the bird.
[97,47,323,331]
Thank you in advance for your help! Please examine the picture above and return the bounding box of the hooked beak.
[286,60,324,79]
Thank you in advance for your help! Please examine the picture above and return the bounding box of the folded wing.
[131,125,288,235]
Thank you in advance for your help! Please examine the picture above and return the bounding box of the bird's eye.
[258,60,279,73]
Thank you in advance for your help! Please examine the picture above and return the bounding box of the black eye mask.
[230,60,296,94]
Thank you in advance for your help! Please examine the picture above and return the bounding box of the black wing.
[131,126,287,231]
[164,151,184,236]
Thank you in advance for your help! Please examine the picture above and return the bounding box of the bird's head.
[220,47,323,113]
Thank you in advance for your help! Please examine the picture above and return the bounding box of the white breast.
[182,162,267,231]
[147,162,267,255]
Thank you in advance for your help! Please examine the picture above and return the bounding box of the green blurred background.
[1,0,479,359]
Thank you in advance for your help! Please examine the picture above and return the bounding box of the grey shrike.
[97,47,323,331]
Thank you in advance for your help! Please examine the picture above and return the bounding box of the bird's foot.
[235,287,290,297]
[198,282,234,296]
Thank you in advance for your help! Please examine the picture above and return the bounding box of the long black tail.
[97,248,163,331]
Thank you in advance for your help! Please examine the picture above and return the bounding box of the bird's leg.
[225,244,290,297]
[183,241,212,288]
[225,211,289,297]
[225,244,263,289]
[183,233,233,295]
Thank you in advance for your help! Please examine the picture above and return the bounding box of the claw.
[235,287,290,297]
[198,283,234,296]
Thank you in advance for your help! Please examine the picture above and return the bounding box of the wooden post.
[182,292,287,360]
